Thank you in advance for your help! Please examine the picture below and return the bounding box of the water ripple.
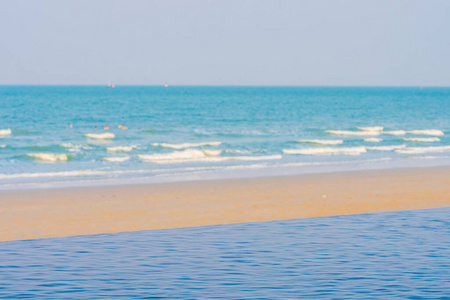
[0,207,449,299]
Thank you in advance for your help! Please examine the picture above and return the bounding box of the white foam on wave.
[381,130,406,136]
[296,139,344,145]
[85,133,115,139]
[404,137,440,142]
[139,149,221,163]
[367,145,406,151]
[364,138,382,143]
[152,141,221,149]
[224,149,252,154]
[358,126,384,132]
[0,129,12,136]
[396,145,450,154]
[107,146,137,152]
[102,156,130,162]
[60,143,93,152]
[407,129,444,136]
[138,149,281,164]
[283,146,367,156]
[27,153,69,162]
[326,130,380,136]
[0,145,6,148]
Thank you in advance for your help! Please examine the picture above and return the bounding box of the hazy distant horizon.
[1,0,449,86]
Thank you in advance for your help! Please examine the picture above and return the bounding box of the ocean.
[1,86,449,189]
[1,207,449,298]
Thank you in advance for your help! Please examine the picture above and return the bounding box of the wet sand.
[1,167,449,242]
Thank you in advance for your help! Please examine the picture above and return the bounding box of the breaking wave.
[326,130,380,136]
[404,137,440,142]
[396,145,450,154]
[296,139,344,145]
[152,142,221,149]
[283,147,366,156]
[27,153,70,162]
[364,138,382,143]
[102,156,130,162]
[381,130,406,136]
[85,133,115,139]
[60,143,93,152]
[407,130,444,136]
[357,126,384,131]
[0,129,12,136]
[138,149,280,164]
[107,146,137,152]
[367,145,406,151]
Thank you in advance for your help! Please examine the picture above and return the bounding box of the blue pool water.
[1,86,450,189]
[0,207,449,299]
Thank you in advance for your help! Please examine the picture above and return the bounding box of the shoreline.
[1,166,449,242]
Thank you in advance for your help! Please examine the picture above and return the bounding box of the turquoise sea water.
[1,207,449,299]
[1,86,449,189]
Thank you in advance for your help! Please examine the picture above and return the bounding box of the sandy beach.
[1,166,449,242]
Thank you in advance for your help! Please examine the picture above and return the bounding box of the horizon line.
[1,84,449,88]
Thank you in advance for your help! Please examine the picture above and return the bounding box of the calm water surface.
[1,207,449,299]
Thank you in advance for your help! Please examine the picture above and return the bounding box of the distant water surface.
[1,86,449,189]
[0,207,449,299]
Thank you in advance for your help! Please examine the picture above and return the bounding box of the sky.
[0,0,449,86]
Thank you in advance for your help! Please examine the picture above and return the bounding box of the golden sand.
[1,167,449,241]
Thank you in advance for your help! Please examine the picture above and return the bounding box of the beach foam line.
[357,126,384,131]
[107,146,137,152]
[296,139,344,145]
[0,129,12,136]
[326,130,380,136]
[0,169,112,179]
[85,133,115,139]
[364,138,382,143]
[283,146,366,156]
[102,156,130,162]
[404,137,440,142]
[407,130,444,136]
[367,145,406,151]
[27,153,70,162]
[396,145,450,154]
[152,142,221,149]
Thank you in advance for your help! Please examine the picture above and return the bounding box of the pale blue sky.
[1,0,449,86]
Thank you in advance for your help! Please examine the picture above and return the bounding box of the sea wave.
[27,153,70,162]
[283,147,366,156]
[102,156,130,162]
[367,145,406,151]
[407,130,444,136]
[0,145,6,148]
[60,143,93,151]
[357,126,384,131]
[139,149,221,163]
[138,149,280,164]
[0,129,12,136]
[381,130,406,135]
[404,137,440,142]
[296,139,344,145]
[364,138,382,143]
[326,130,380,136]
[152,142,221,149]
[396,145,450,154]
[107,146,137,152]
[85,133,115,139]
